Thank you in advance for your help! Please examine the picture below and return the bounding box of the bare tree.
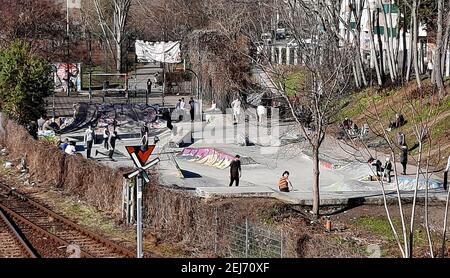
[92,0,132,73]
[240,0,353,218]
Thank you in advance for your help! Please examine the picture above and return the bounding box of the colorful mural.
[179,148,235,169]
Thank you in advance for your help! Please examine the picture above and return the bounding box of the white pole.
[136,174,143,258]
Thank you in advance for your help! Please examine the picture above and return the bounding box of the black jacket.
[229,160,241,178]
[400,149,408,164]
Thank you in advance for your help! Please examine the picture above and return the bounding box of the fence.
[210,208,284,258]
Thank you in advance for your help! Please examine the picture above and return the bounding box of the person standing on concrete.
[278,171,292,192]
[108,131,121,161]
[189,97,195,122]
[229,155,242,187]
[141,132,148,152]
[383,157,393,183]
[368,157,383,178]
[102,127,110,150]
[84,126,95,159]
[400,146,408,175]
[256,105,266,125]
[140,123,149,138]
[96,131,121,161]
[147,79,152,93]
[37,116,45,131]
[231,98,241,124]
[180,98,186,110]
[444,155,450,191]
[176,99,183,122]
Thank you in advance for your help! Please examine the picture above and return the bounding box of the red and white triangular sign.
[125,145,155,167]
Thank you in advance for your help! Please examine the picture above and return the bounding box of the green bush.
[0,40,52,124]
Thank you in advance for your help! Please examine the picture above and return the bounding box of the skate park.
[55,96,446,206]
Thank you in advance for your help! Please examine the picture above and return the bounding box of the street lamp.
[184,69,201,120]
[184,69,200,100]
[66,0,70,97]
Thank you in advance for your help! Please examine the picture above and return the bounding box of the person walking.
[189,97,195,122]
[108,131,121,161]
[231,97,241,124]
[141,132,148,152]
[96,131,121,161]
[140,123,149,138]
[84,126,95,159]
[102,127,110,150]
[229,155,241,187]
[400,146,408,175]
[278,171,292,192]
[368,157,383,178]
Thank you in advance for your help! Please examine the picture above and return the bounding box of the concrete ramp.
[179,147,234,169]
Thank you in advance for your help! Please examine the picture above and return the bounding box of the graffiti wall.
[52,63,82,92]
[179,147,235,169]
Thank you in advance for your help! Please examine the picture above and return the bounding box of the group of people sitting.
[388,113,406,130]
[340,117,369,140]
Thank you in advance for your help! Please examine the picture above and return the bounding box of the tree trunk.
[440,0,450,79]
[116,40,122,73]
[378,0,397,82]
[376,10,386,81]
[434,0,445,98]
[409,141,423,258]
[402,4,408,78]
[368,9,383,86]
[406,12,413,81]
[412,1,422,88]
[312,145,320,218]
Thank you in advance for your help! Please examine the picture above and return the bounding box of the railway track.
[0,208,38,258]
[0,183,135,258]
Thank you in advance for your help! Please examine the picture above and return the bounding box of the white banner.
[135,40,182,64]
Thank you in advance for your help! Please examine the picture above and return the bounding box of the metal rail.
[0,183,135,258]
[0,208,38,258]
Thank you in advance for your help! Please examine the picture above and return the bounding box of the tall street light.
[66,0,70,97]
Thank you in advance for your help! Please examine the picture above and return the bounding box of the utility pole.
[66,0,70,97]
[88,31,92,101]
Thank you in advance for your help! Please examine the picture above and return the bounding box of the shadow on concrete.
[321,197,366,216]
[180,170,202,178]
